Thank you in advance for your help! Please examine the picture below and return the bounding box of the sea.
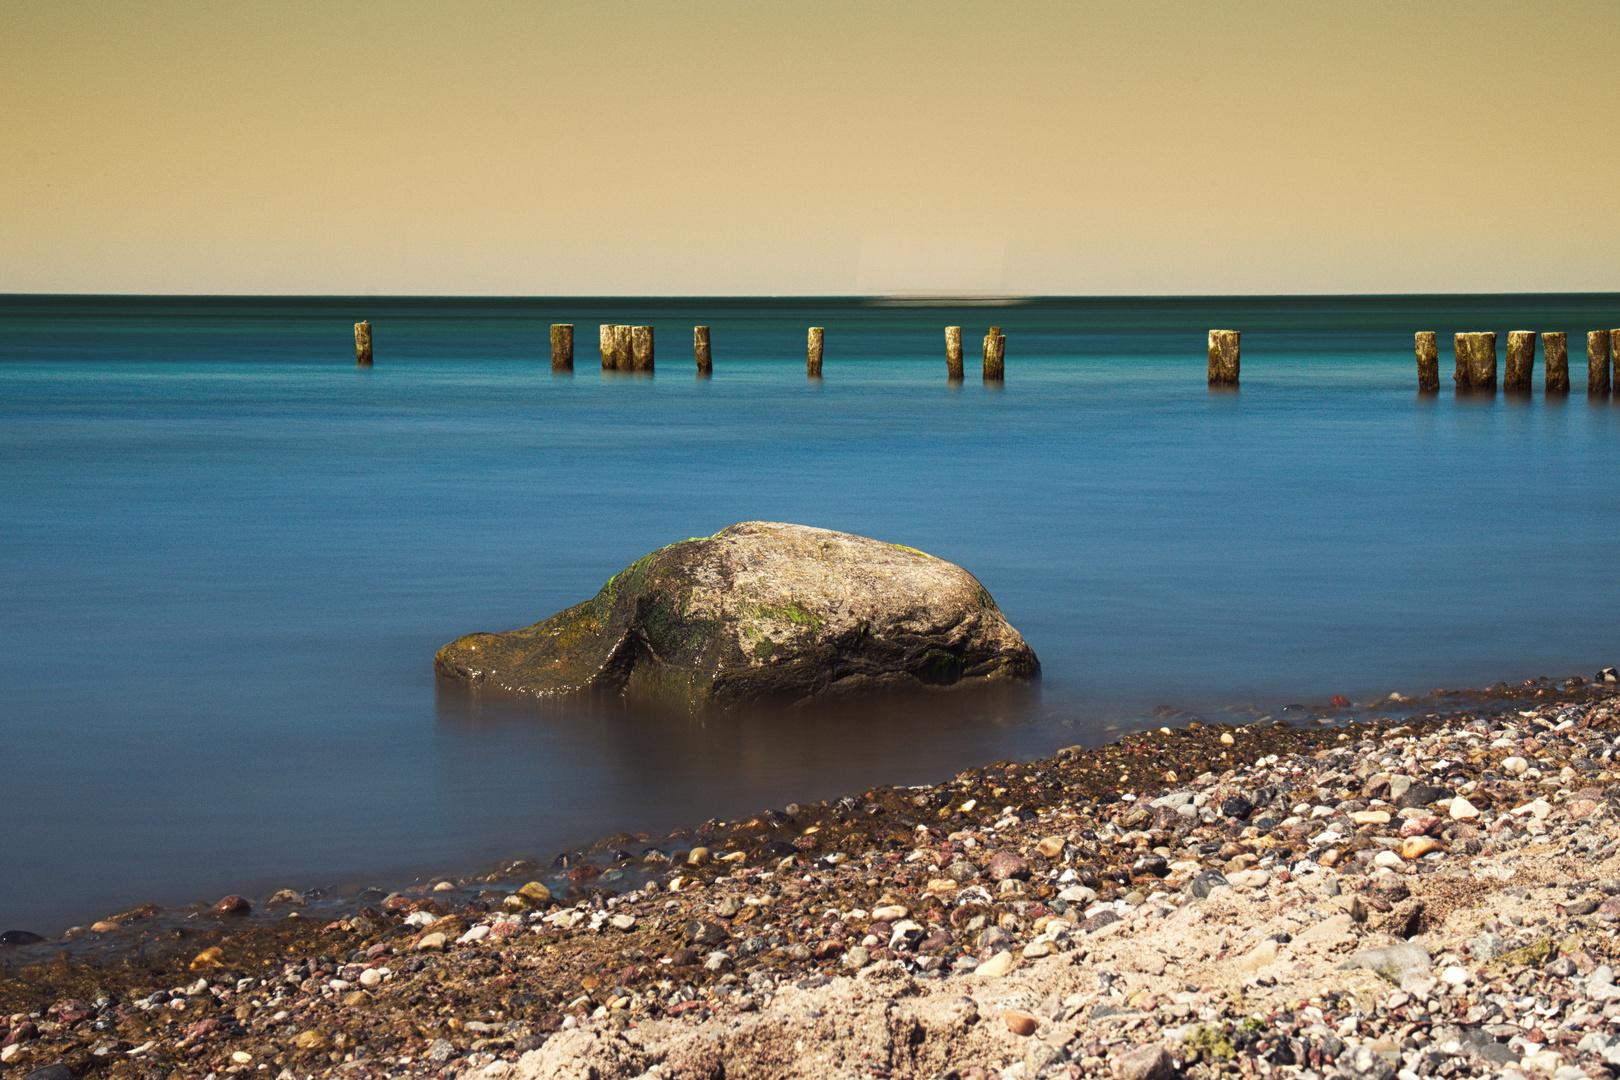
[3,293,1619,937]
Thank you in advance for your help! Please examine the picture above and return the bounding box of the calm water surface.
[4,294,1620,934]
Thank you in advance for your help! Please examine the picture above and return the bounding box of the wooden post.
[354,322,372,367]
[1208,330,1239,385]
[1415,332,1438,390]
[694,326,712,375]
[599,325,614,369]
[982,326,1001,370]
[631,326,654,372]
[1543,332,1569,393]
[807,327,824,377]
[550,324,574,372]
[1505,331,1535,394]
[613,325,633,371]
[1589,330,1612,395]
[1453,332,1496,392]
[945,326,963,380]
[984,333,1005,381]
[1613,329,1620,394]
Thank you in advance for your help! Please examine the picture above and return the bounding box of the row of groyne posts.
[1208,328,1620,392]
[357,319,1618,390]
[350,321,1009,380]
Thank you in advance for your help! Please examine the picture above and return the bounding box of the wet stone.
[22,1066,75,1080]
[1132,853,1169,877]
[1221,796,1255,820]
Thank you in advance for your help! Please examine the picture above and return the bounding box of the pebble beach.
[5,672,1620,1080]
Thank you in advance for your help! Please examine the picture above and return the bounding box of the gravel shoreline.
[5,674,1619,1080]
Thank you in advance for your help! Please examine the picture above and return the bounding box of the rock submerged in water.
[434,521,1039,710]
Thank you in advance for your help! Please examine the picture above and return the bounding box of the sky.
[3,1,1617,296]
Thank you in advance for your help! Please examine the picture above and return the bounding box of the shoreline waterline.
[1,664,1613,1080]
[3,666,1597,954]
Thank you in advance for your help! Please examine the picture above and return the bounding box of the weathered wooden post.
[1590,330,1613,395]
[613,325,634,371]
[1613,329,1620,393]
[807,327,824,377]
[1208,330,1239,386]
[981,327,1001,370]
[1543,332,1569,393]
[1415,332,1438,391]
[599,325,614,369]
[631,326,654,372]
[550,324,574,372]
[1453,332,1496,392]
[354,322,372,367]
[694,326,712,375]
[945,326,963,380]
[1505,331,1535,394]
[984,332,1005,381]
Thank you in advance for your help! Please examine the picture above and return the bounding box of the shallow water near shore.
[4,292,1620,936]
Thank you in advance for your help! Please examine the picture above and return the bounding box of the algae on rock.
[434,521,1039,711]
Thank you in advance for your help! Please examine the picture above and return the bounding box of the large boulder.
[434,522,1039,710]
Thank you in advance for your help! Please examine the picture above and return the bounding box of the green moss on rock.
[434,521,1039,711]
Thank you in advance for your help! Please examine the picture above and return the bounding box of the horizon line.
[4,290,1619,302]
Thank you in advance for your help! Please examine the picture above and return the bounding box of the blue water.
[4,293,1619,935]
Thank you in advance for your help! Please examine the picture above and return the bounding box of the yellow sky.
[3,1,1616,295]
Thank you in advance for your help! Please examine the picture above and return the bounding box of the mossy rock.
[1490,936,1557,970]
[434,521,1039,711]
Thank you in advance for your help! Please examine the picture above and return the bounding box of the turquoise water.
[3,293,1619,935]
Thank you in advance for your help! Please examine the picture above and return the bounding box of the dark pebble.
[1473,1042,1519,1066]
[1396,784,1454,809]
[1132,854,1169,877]
[209,895,251,916]
[0,930,45,946]
[681,921,727,947]
[1188,870,1231,898]
[1220,796,1255,820]
[1080,909,1120,933]
[23,1066,75,1080]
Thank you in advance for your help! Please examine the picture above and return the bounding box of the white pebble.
[1448,797,1480,820]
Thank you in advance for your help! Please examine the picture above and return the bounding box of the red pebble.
[183,1018,222,1040]
[2,1022,38,1047]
